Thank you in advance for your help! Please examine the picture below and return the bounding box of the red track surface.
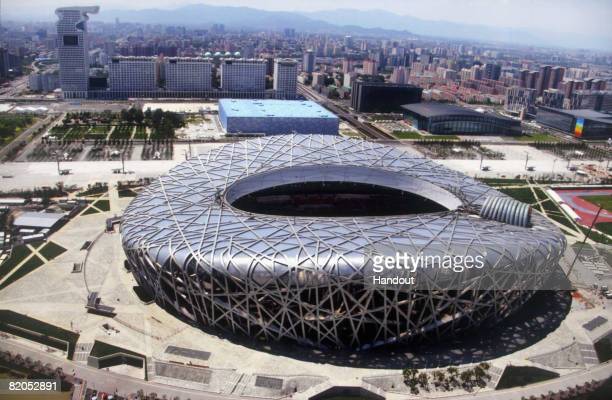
[554,189,612,226]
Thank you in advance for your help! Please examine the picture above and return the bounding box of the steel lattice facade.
[121,135,566,349]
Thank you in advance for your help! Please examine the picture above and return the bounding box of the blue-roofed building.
[218,99,339,135]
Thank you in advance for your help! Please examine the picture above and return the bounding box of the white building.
[28,71,60,93]
[220,59,266,95]
[165,57,212,92]
[109,56,158,96]
[55,6,99,99]
[273,59,297,100]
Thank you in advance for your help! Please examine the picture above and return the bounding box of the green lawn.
[39,241,67,261]
[118,188,138,197]
[594,335,612,363]
[496,366,559,390]
[515,133,560,142]
[392,130,422,139]
[0,255,44,290]
[0,310,79,359]
[81,206,100,215]
[580,195,612,213]
[498,187,538,205]
[595,222,611,236]
[93,199,110,211]
[90,340,146,373]
[0,246,31,281]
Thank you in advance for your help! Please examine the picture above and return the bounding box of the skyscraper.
[302,50,315,73]
[109,56,158,96]
[273,59,297,100]
[55,6,99,99]
[536,65,552,95]
[483,63,501,81]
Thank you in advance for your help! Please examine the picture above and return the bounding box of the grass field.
[93,199,110,211]
[0,255,45,290]
[392,130,422,139]
[595,222,611,236]
[515,133,560,142]
[90,340,146,372]
[498,187,538,205]
[0,310,79,359]
[0,246,31,281]
[580,195,612,213]
[39,242,67,261]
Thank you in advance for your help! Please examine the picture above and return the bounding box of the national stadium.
[121,135,566,349]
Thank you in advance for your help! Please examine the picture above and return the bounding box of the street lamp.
[552,158,557,176]
[524,151,529,171]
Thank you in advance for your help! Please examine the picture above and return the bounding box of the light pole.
[479,153,484,171]
[121,151,125,174]
[552,158,557,176]
[524,151,529,171]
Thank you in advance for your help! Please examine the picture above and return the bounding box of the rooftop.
[13,212,66,229]
[402,102,512,120]
[538,106,612,124]
[219,100,338,119]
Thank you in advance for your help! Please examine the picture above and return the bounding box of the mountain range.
[8,3,610,51]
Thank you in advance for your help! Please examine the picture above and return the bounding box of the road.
[297,84,396,140]
[0,114,55,161]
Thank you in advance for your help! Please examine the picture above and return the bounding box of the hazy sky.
[4,0,612,38]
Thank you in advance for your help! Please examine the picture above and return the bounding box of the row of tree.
[403,363,491,395]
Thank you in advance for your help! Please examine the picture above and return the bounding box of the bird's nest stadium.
[121,134,566,349]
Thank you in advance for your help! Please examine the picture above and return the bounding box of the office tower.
[547,66,565,90]
[390,66,410,84]
[483,63,501,81]
[362,59,378,75]
[351,77,422,113]
[536,65,552,95]
[302,50,315,73]
[273,59,297,100]
[505,86,536,114]
[526,71,539,89]
[109,56,158,94]
[220,59,267,94]
[344,36,353,49]
[542,89,565,108]
[164,58,212,92]
[55,6,99,98]
[343,72,357,89]
[519,69,530,87]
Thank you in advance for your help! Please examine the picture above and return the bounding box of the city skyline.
[3,1,612,51]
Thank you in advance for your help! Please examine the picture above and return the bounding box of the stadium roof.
[14,212,65,229]
[219,99,338,119]
[402,102,511,120]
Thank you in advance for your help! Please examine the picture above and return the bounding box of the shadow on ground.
[162,290,571,369]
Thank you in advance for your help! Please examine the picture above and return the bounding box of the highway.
[297,84,396,141]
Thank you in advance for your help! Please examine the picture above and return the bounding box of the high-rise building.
[164,57,212,92]
[518,69,530,87]
[362,59,378,75]
[526,71,539,89]
[302,50,315,73]
[569,90,612,112]
[344,36,354,49]
[342,59,353,74]
[55,6,99,99]
[273,59,297,100]
[541,89,565,109]
[505,86,536,115]
[547,67,565,90]
[109,56,158,95]
[390,66,410,84]
[536,65,552,95]
[220,59,267,95]
[482,63,501,81]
